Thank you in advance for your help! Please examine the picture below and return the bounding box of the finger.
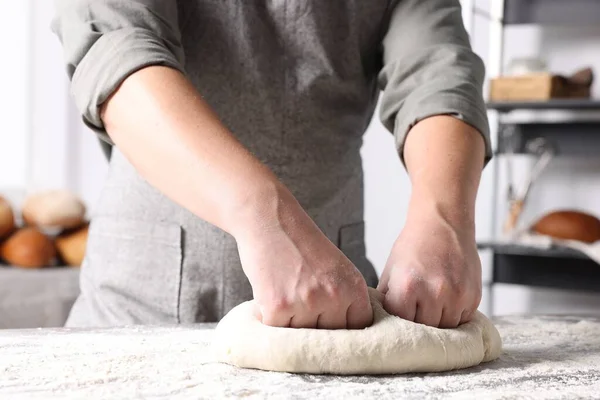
[318,307,348,330]
[376,276,389,294]
[260,307,293,327]
[382,290,417,322]
[376,263,391,291]
[252,302,262,322]
[289,312,319,329]
[346,298,373,329]
[377,283,389,294]
[371,288,385,305]
[439,307,462,329]
[459,309,475,325]
[415,301,443,327]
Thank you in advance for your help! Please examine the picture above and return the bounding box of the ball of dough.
[55,224,89,266]
[213,288,502,375]
[0,196,16,240]
[532,210,600,243]
[22,190,86,230]
[0,227,56,268]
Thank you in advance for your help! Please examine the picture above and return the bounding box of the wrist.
[407,189,476,235]
[226,177,300,241]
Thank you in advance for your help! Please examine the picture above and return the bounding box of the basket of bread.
[0,190,89,268]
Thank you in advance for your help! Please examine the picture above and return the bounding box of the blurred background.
[1,0,600,328]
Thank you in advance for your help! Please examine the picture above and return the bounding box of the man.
[52,0,491,329]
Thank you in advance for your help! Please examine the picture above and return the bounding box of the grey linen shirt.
[51,0,492,327]
[52,0,491,162]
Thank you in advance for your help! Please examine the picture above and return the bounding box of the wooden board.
[490,73,590,102]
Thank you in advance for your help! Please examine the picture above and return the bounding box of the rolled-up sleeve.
[51,0,185,144]
[378,0,492,166]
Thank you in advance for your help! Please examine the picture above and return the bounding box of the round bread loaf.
[532,210,600,243]
[55,224,89,266]
[0,196,15,239]
[0,227,56,268]
[22,190,86,230]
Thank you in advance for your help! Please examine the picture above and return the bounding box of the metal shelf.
[496,123,600,156]
[488,101,600,156]
[488,99,600,112]
[503,0,600,25]
[477,242,588,259]
[478,242,600,292]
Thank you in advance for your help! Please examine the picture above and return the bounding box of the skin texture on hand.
[236,187,373,329]
[377,115,486,328]
[101,66,372,329]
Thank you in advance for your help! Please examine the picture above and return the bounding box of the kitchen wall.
[0,1,31,199]
[2,1,599,316]
[0,1,108,208]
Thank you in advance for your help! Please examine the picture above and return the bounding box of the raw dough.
[213,288,502,375]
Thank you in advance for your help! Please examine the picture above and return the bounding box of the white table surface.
[0,314,599,399]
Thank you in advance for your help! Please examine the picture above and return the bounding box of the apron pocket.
[338,221,378,288]
[84,216,182,323]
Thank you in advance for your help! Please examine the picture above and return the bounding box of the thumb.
[252,301,263,322]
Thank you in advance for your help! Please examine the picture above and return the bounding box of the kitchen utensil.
[503,137,556,234]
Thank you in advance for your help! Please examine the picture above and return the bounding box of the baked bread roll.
[0,227,56,268]
[22,190,86,230]
[0,196,15,239]
[532,210,600,244]
[55,224,89,266]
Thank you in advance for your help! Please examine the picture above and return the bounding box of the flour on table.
[2,315,600,399]
[213,288,502,374]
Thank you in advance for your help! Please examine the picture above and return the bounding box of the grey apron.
[53,0,490,327]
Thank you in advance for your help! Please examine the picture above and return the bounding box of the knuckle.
[431,281,451,299]
[267,296,292,314]
[324,282,342,300]
[353,292,371,314]
[300,287,321,311]
[440,317,460,329]
[324,289,346,312]
[431,279,468,301]
[358,287,371,304]
[460,311,475,324]
[452,284,468,300]
[402,277,420,295]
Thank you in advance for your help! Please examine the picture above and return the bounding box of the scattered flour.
[0,316,599,399]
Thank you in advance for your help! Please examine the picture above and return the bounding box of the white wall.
[0,1,32,206]
[13,2,108,211]
[3,2,599,316]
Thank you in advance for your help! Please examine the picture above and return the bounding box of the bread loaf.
[0,227,56,268]
[22,190,86,230]
[532,210,600,243]
[0,196,15,239]
[55,224,89,266]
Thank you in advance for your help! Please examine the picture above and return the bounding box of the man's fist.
[377,210,482,328]
[235,194,373,330]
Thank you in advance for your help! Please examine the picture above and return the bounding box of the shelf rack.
[478,242,600,292]
[489,100,600,156]
[503,0,600,26]
[470,0,600,315]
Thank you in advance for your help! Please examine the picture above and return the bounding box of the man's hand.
[378,201,481,328]
[378,115,487,328]
[235,185,373,330]
[103,66,372,329]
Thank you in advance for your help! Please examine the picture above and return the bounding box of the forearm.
[403,115,485,231]
[101,66,284,236]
